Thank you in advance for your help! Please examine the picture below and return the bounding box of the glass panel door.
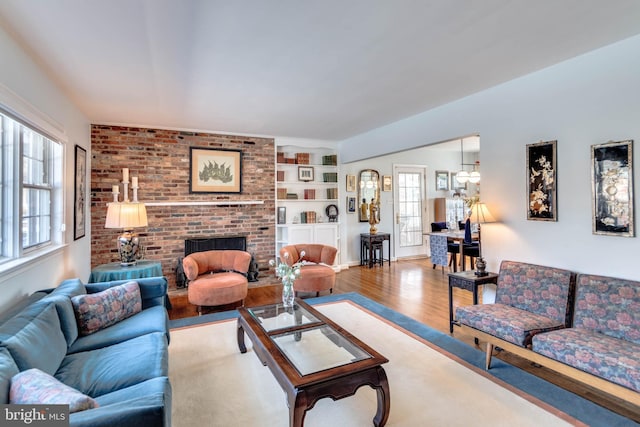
[393,166,427,258]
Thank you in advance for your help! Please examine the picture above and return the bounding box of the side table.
[89,260,163,283]
[360,233,391,268]
[448,271,498,343]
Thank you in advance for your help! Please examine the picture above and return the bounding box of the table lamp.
[469,202,496,276]
[105,201,148,266]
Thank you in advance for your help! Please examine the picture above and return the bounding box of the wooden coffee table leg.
[289,389,308,427]
[237,320,247,353]
[373,366,390,427]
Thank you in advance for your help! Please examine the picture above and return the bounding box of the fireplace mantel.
[144,200,264,207]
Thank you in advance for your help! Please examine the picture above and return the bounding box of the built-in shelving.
[275,145,340,266]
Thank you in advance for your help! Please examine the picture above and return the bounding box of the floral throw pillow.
[10,368,99,413]
[71,281,142,336]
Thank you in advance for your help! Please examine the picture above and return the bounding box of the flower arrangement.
[269,251,305,306]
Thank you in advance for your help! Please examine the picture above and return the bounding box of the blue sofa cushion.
[10,368,99,413]
[0,347,19,404]
[71,377,171,427]
[51,278,87,298]
[71,282,142,336]
[56,332,168,397]
[67,305,170,354]
[30,294,79,346]
[0,304,67,375]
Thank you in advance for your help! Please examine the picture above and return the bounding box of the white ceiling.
[1,1,640,141]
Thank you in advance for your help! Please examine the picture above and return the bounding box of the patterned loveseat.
[456,260,576,366]
[532,274,640,396]
[456,261,640,406]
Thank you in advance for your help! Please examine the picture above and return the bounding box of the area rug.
[169,293,637,427]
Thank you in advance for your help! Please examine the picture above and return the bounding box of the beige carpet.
[169,301,583,427]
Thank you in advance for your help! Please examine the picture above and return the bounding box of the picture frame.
[346,174,356,192]
[382,175,392,192]
[451,172,467,191]
[527,140,557,221]
[347,196,356,213]
[277,206,286,224]
[298,166,314,182]
[190,147,242,193]
[435,170,449,191]
[73,145,86,240]
[591,140,634,237]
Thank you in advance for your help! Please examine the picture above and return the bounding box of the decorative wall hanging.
[190,147,242,193]
[527,140,557,221]
[346,175,356,192]
[347,196,356,213]
[435,171,449,191]
[382,175,392,192]
[73,145,87,240]
[591,140,634,237]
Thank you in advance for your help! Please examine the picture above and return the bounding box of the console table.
[89,260,163,283]
[360,233,391,268]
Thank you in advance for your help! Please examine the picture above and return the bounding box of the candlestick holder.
[122,181,130,202]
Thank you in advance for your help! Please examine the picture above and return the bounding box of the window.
[1,110,63,265]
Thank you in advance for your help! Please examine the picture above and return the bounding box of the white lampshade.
[468,170,481,184]
[105,202,148,229]
[469,202,496,224]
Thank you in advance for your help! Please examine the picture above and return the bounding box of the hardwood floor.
[167,258,639,423]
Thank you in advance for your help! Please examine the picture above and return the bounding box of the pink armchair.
[279,244,337,296]
[183,250,252,314]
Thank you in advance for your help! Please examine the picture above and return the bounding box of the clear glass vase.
[282,283,295,307]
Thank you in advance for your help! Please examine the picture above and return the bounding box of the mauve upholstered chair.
[183,250,252,314]
[279,244,337,296]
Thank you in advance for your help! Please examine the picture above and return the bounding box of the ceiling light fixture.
[457,139,480,184]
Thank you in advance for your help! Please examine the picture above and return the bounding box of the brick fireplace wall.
[90,125,275,290]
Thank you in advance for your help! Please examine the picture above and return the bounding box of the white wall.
[340,34,640,281]
[0,25,91,312]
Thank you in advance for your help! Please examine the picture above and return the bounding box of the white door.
[393,165,428,259]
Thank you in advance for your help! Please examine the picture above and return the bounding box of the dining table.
[425,230,478,271]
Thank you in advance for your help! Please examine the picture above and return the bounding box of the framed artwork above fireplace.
[190,147,242,193]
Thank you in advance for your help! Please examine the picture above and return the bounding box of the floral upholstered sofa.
[456,261,640,406]
[532,274,640,397]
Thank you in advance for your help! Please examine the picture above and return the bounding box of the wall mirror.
[358,169,380,222]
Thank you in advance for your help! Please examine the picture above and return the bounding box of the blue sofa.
[0,276,171,427]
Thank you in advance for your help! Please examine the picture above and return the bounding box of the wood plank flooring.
[167,258,639,423]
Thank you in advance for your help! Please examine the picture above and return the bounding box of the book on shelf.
[286,193,298,199]
[300,211,316,224]
[303,189,316,200]
[326,187,338,199]
[295,153,310,164]
[323,172,338,182]
[322,154,337,166]
[277,170,285,181]
[277,188,287,199]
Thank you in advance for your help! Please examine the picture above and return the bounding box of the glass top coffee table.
[237,298,390,427]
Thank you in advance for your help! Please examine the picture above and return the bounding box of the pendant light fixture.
[457,138,480,184]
